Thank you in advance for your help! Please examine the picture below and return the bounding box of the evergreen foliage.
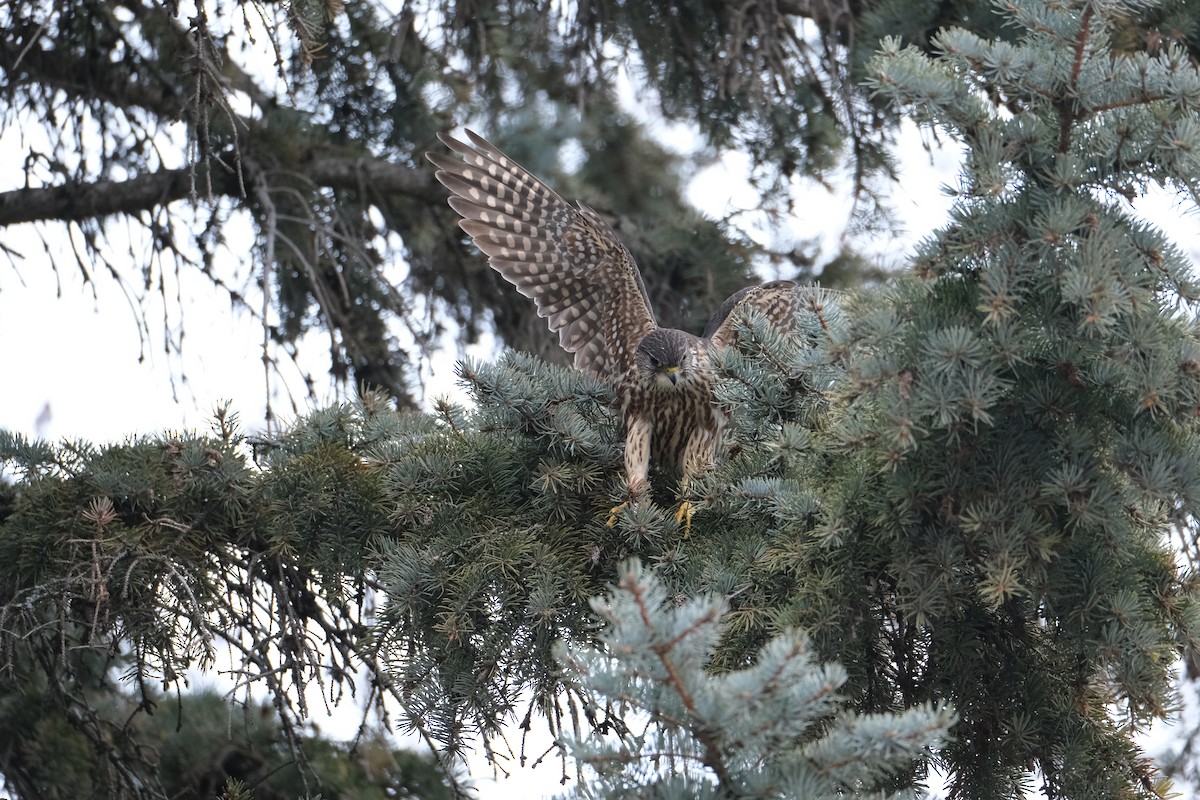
[554,560,955,798]
[0,410,453,798]
[6,0,1200,798]
[809,0,1200,793]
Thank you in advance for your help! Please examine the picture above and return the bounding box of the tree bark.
[0,168,211,227]
[0,158,439,227]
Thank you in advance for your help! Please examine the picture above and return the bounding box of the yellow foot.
[606,502,629,527]
[675,500,696,538]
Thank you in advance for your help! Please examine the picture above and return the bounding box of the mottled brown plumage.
[429,130,822,529]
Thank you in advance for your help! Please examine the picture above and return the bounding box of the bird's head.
[635,329,699,391]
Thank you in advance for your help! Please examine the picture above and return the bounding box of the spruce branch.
[627,568,735,790]
[1057,2,1095,154]
[555,561,955,798]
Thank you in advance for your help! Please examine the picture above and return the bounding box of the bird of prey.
[428,130,821,532]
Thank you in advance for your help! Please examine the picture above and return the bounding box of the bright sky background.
[5,25,1200,797]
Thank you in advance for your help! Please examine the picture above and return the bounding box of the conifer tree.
[6,0,1200,798]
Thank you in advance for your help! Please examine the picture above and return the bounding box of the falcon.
[428,130,823,532]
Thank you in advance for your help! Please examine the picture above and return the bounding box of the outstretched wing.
[703,281,837,347]
[428,130,658,379]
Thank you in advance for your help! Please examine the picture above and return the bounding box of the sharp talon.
[675,500,695,538]
[606,501,629,527]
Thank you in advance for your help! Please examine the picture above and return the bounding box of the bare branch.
[0,157,439,227]
[0,168,226,227]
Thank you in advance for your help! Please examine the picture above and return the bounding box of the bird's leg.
[606,482,647,527]
[674,477,696,537]
[607,416,651,527]
[674,431,716,537]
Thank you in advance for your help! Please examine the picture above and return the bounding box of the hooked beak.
[664,365,680,385]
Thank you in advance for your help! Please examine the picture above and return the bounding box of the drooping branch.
[0,33,185,118]
[1,1,278,122]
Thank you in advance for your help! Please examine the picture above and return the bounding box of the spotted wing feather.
[428,130,657,379]
[704,281,836,347]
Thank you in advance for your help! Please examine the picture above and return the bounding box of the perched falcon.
[429,130,822,531]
